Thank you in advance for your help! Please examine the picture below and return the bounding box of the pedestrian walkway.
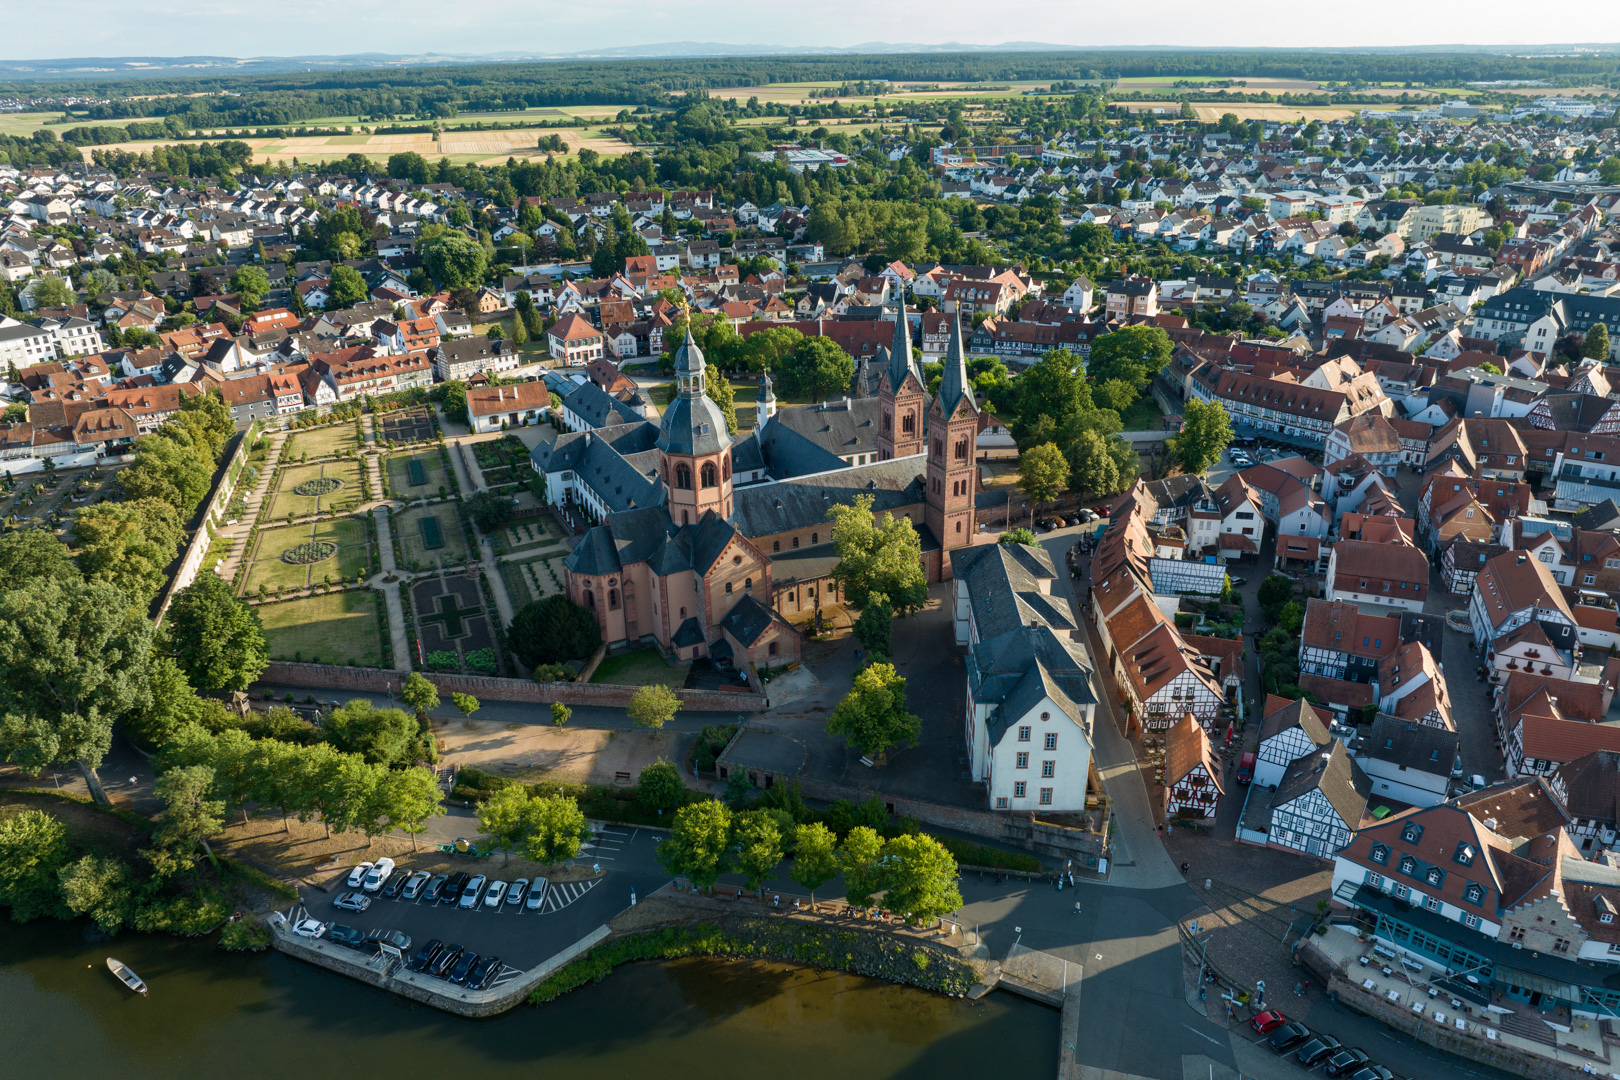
[217,429,287,586]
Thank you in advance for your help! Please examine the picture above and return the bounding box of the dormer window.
[1370,843,1390,865]
[1426,867,1443,887]
[1402,822,1423,844]
[1464,882,1484,905]
[1454,843,1475,866]
[1399,855,1416,876]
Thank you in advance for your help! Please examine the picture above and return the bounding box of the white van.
[362,857,396,893]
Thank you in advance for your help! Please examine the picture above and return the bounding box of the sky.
[3,0,1620,60]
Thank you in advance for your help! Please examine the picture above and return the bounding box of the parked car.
[507,879,529,906]
[291,918,329,939]
[323,924,366,949]
[467,954,502,990]
[483,880,508,908]
[1323,1048,1370,1077]
[1064,514,1082,527]
[423,874,449,902]
[1078,509,1098,522]
[525,878,548,910]
[1249,1010,1286,1034]
[345,861,374,889]
[441,872,470,904]
[333,891,371,913]
[428,945,463,978]
[448,950,481,984]
[1295,1035,1342,1066]
[1346,1066,1394,1080]
[1467,774,1487,791]
[1237,752,1256,785]
[402,870,432,900]
[1267,1022,1311,1052]
[1228,575,1246,586]
[459,875,487,909]
[362,857,396,893]
[364,928,412,954]
[382,872,410,899]
[408,939,445,973]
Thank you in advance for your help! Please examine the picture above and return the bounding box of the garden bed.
[259,591,386,666]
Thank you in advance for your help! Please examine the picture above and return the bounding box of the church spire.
[937,307,976,419]
[887,295,917,393]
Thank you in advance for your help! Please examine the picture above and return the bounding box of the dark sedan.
[428,944,464,978]
[1323,1048,1370,1077]
[1294,1034,1342,1066]
[448,950,481,985]
[408,938,444,973]
[1346,1066,1394,1080]
[466,954,502,990]
[1266,1021,1310,1052]
[322,924,366,950]
[440,872,470,904]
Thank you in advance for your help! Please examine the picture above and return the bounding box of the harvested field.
[78,127,633,164]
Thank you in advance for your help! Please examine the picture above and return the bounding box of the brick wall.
[257,661,765,713]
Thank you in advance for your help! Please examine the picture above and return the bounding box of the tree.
[706,372,738,435]
[1000,527,1039,546]
[826,662,920,761]
[152,763,225,868]
[780,336,855,402]
[374,766,445,852]
[466,490,516,532]
[789,821,840,908]
[57,854,132,932]
[838,825,886,909]
[852,593,893,659]
[126,656,213,750]
[637,758,686,814]
[1477,360,1503,376]
[507,596,601,668]
[477,784,531,864]
[519,792,590,865]
[1584,322,1611,362]
[1086,325,1173,391]
[828,493,929,615]
[879,833,962,926]
[439,380,469,424]
[1018,441,1070,506]
[628,683,681,730]
[657,800,733,892]
[324,700,419,766]
[0,530,78,585]
[1257,573,1296,621]
[326,265,369,309]
[733,809,784,895]
[421,231,489,290]
[1070,428,1133,496]
[31,276,74,309]
[1601,157,1620,186]
[1093,378,1138,413]
[0,807,72,921]
[740,326,803,374]
[165,574,268,692]
[1166,398,1234,476]
[228,266,271,310]
[451,693,480,721]
[73,498,184,604]
[0,578,154,775]
[400,672,439,718]
[550,701,571,727]
[119,431,213,513]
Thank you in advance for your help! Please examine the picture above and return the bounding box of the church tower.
[923,308,979,555]
[755,369,777,424]
[656,326,734,525]
[877,296,926,460]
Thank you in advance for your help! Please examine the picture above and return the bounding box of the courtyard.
[386,449,451,501]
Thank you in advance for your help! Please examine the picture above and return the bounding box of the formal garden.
[385,448,453,502]
[242,516,375,595]
[267,458,366,519]
[503,551,568,609]
[284,421,361,461]
[260,589,389,667]
[407,572,500,674]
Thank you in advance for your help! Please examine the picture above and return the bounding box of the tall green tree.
[789,821,840,908]
[421,231,489,290]
[828,493,929,615]
[0,807,72,921]
[375,765,446,852]
[400,672,440,718]
[879,833,962,926]
[0,578,154,775]
[324,700,419,766]
[519,792,591,865]
[658,800,733,893]
[152,763,225,867]
[637,758,686,814]
[780,336,855,402]
[326,265,369,309]
[733,809,785,895]
[1018,441,1070,505]
[57,854,133,932]
[1167,398,1234,476]
[852,592,893,659]
[0,531,78,584]
[1584,322,1612,362]
[838,825,886,909]
[165,573,268,692]
[507,596,601,668]
[628,683,681,730]
[1086,325,1173,391]
[74,498,184,604]
[826,662,920,762]
[477,784,531,864]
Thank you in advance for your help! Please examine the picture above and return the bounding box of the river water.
[1,918,1057,1079]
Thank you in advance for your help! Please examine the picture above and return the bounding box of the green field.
[386,450,450,501]
[285,423,359,460]
[591,647,689,688]
[244,517,370,593]
[396,504,468,567]
[268,459,365,520]
[259,591,385,667]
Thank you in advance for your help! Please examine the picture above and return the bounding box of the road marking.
[1183,1025,1225,1048]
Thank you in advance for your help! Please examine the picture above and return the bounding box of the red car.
[1249,1010,1287,1034]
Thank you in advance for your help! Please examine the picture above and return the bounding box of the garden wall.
[257,661,765,713]
[156,424,256,626]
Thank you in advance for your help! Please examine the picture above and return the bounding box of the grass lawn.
[397,504,468,568]
[285,424,359,460]
[591,647,689,688]
[1118,398,1167,432]
[385,450,450,501]
[258,591,385,667]
[268,459,364,520]
[244,517,370,593]
[494,517,566,555]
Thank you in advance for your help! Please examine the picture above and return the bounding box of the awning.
[1495,966,1583,1002]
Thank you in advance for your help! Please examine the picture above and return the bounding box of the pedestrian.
[1181,861,1190,875]
[1073,901,1081,915]
[773,894,780,909]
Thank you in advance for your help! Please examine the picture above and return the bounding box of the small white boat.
[106,957,147,995]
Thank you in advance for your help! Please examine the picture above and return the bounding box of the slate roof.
[1551,751,1620,828]
[718,593,780,647]
[562,380,645,430]
[1273,742,1371,829]
[1359,714,1459,777]
[767,396,882,460]
[951,543,1069,642]
[730,458,926,539]
[969,622,1098,749]
[657,329,731,457]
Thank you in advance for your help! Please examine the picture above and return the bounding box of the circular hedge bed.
[292,476,343,496]
[281,540,338,565]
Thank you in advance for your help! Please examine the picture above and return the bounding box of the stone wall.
[156,424,255,627]
[1297,938,1602,1080]
[257,661,765,713]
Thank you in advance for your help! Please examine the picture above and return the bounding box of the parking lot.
[294,825,671,977]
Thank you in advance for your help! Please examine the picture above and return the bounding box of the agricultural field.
[267,459,364,520]
[259,591,385,667]
[396,504,468,568]
[75,126,633,166]
[243,517,371,594]
[386,450,450,501]
[1120,102,1361,122]
[1113,76,1324,92]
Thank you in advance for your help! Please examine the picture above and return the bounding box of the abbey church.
[547,301,983,669]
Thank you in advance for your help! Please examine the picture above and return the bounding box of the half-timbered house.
[1254,696,1334,789]
[1263,743,1371,860]
[1163,712,1223,822]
